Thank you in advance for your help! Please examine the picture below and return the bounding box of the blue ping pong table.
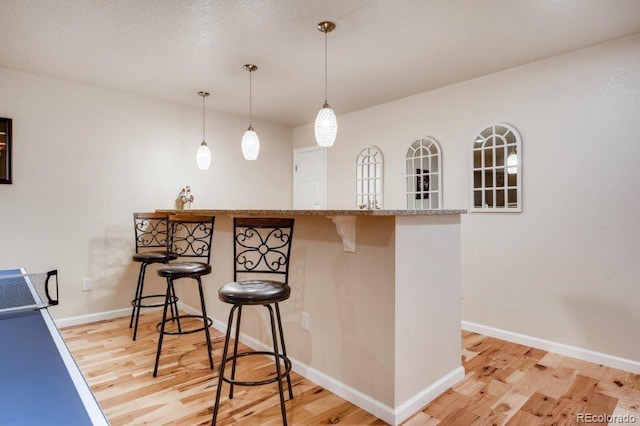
[0,268,108,425]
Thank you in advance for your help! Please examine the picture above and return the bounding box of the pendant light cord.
[202,95,205,140]
[249,70,253,126]
[324,30,328,103]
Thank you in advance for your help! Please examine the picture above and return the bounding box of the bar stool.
[130,212,178,341]
[212,217,295,425]
[153,214,216,377]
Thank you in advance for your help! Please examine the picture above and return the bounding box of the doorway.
[293,147,326,209]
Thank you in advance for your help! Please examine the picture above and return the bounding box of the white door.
[293,147,326,209]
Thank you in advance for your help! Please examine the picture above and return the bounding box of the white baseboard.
[211,316,462,425]
[462,320,640,374]
[178,301,203,317]
[55,301,213,329]
[56,307,131,328]
[393,366,465,424]
[56,302,182,329]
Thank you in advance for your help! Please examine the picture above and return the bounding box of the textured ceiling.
[1,0,640,127]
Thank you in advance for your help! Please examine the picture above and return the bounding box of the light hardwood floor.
[405,331,640,425]
[61,314,640,425]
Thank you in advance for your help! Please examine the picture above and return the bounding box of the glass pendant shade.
[242,127,260,161]
[196,141,211,170]
[315,102,337,147]
[507,152,518,175]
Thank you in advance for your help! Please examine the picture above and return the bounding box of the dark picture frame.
[415,168,429,199]
[0,117,12,184]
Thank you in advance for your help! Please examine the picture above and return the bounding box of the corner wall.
[293,34,640,362]
[0,67,292,318]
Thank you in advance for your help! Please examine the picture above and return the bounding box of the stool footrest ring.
[132,294,178,309]
[155,314,212,335]
[220,351,292,387]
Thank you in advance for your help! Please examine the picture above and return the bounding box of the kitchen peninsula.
[157,208,465,425]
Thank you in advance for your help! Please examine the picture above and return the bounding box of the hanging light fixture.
[196,91,211,170]
[315,21,337,148]
[507,149,518,175]
[241,64,260,161]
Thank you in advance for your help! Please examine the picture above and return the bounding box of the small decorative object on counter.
[358,197,380,210]
[176,186,194,209]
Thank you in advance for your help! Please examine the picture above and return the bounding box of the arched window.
[406,137,442,209]
[355,146,383,209]
[471,123,522,212]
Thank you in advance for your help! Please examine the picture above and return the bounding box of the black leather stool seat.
[157,262,211,278]
[133,251,178,263]
[219,280,290,305]
[133,250,178,263]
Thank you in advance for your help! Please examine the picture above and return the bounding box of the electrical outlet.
[301,311,310,331]
[81,277,92,291]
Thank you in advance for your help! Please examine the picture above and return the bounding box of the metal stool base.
[129,261,179,341]
[153,277,214,377]
[155,314,213,335]
[220,351,292,387]
[132,294,177,309]
[211,303,293,425]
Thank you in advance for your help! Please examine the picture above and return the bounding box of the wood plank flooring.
[404,331,640,425]
[61,312,384,425]
[61,314,640,425]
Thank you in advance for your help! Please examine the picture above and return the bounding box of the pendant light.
[242,64,260,161]
[196,91,211,170]
[507,149,518,174]
[315,21,337,148]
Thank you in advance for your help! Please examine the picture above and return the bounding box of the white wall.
[0,67,292,318]
[395,215,461,407]
[293,35,640,362]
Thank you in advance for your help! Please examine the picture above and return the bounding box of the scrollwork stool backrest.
[133,212,171,253]
[233,217,295,284]
[168,214,216,264]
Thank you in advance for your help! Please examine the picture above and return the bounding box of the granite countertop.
[157,208,466,216]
